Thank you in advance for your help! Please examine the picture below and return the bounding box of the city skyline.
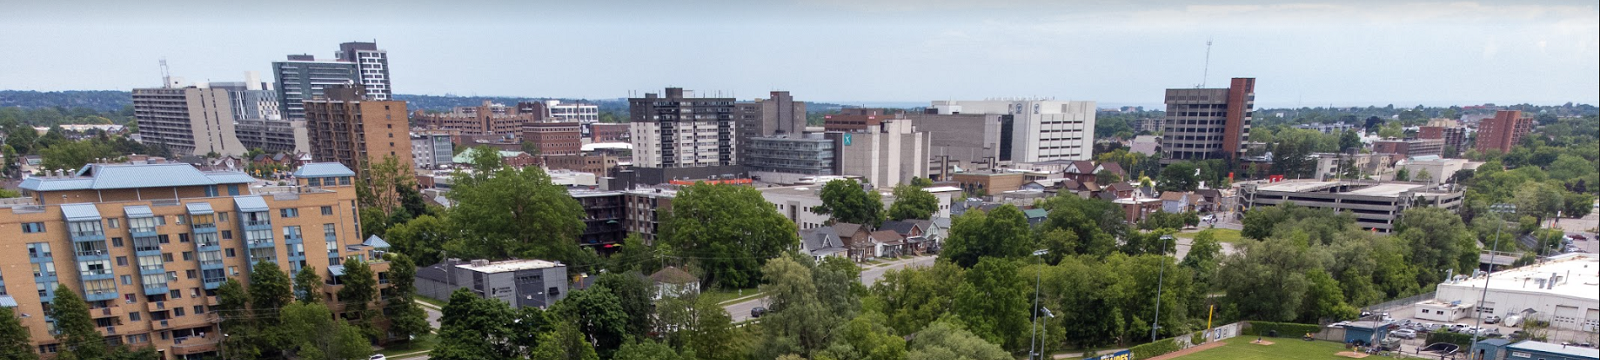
[1,0,1595,107]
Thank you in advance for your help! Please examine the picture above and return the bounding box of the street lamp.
[1153,234,1174,343]
[1471,203,1516,351]
[1029,262,1044,360]
[1040,306,1056,358]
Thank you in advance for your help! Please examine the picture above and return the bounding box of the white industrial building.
[1432,253,1600,332]
[929,99,1097,163]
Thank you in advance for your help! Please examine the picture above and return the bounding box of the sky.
[1,0,1596,108]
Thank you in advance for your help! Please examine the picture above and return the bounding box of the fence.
[1365,291,1435,313]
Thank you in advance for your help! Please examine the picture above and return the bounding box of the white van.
[1502,315,1523,327]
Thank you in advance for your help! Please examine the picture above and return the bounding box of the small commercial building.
[1434,253,1600,332]
[1472,339,1599,360]
[1413,299,1474,322]
[952,172,1026,196]
[416,258,569,309]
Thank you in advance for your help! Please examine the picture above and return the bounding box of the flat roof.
[1253,180,1432,198]
[457,259,564,273]
[922,186,963,193]
[21,163,254,192]
[1344,183,1423,197]
[1508,340,1600,357]
[1441,253,1599,301]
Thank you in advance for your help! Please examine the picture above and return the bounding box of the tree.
[594,272,655,339]
[447,146,589,266]
[940,205,1032,268]
[660,182,799,288]
[1300,268,1358,323]
[1378,122,1403,138]
[613,339,685,360]
[39,139,114,171]
[1036,195,1125,258]
[907,319,1010,360]
[357,154,415,218]
[910,177,934,187]
[1096,169,1123,184]
[0,306,36,360]
[868,261,965,335]
[1394,168,1410,181]
[1338,130,1361,152]
[813,179,884,227]
[553,285,629,358]
[887,184,939,221]
[529,321,600,360]
[1157,162,1198,192]
[294,265,325,304]
[336,258,378,334]
[434,289,518,360]
[608,233,661,274]
[758,255,836,357]
[953,258,1030,351]
[385,214,451,267]
[818,312,907,360]
[216,278,263,359]
[1395,207,1479,288]
[657,294,742,360]
[248,261,293,325]
[49,284,105,360]
[1215,238,1316,322]
[385,253,431,342]
[278,302,372,360]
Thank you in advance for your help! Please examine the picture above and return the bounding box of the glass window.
[26,243,51,258]
[321,206,333,215]
[21,222,45,233]
[280,208,299,218]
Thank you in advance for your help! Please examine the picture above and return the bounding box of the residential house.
[798,226,848,262]
[879,220,929,255]
[1195,189,1223,212]
[1023,208,1049,227]
[833,222,873,262]
[1103,182,1136,199]
[1159,191,1198,213]
[649,266,700,300]
[869,230,904,258]
[1098,163,1128,181]
[1062,161,1099,183]
[907,219,943,254]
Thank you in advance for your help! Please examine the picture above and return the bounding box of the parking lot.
[1373,302,1598,347]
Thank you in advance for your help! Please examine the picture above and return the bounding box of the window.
[228,266,238,276]
[158,235,170,244]
[221,230,233,240]
[78,260,111,277]
[129,217,157,233]
[33,263,55,278]
[21,222,45,233]
[109,218,121,229]
[175,215,185,225]
[179,234,190,243]
[121,275,132,285]
[182,251,193,261]
[280,208,299,218]
[193,305,205,314]
[162,253,174,262]
[226,249,236,257]
[228,185,240,196]
[141,274,165,287]
[111,237,123,247]
[27,243,51,258]
[324,224,336,238]
[185,270,196,279]
[129,312,141,321]
[116,256,128,266]
[173,307,185,317]
[283,226,301,240]
[36,281,56,297]
[219,212,228,222]
[138,255,163,272]
[168,288,180,299]
[321,206,333,215]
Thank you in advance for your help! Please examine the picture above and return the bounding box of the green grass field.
[1172,336,1361,360]
[1173,228,1245,244]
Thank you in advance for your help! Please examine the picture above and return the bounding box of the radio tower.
[160,58,172,88]
[1199,38,1213,88]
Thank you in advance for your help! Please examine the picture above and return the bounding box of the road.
[725,255,937,322]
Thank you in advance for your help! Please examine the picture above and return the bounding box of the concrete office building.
[1434,253,1599,333]
[415,259,567,309]
[928,99,1097,163]
[822,108,896,132]
[1161,78,1257,163]
[209,73,304,153]
[836,119,930,186]
[1240,180,1464,233]
[3,162,387,358]
[746,133,839,183]
[542,100,600,124]
[1393,156,1479,185]
[272,55,359,122]
[303,86,414,173]
[131,83,249,157]
[335,42,393,101]
[736,91,806,165]
[629,87,738,169]
[1476,110,1535,155]
[901,112,1006,176]
[1373,138,1445,158]
[410,133,454,170]
[591,123,630,143]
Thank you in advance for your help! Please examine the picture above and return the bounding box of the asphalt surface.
[725,255,937,322]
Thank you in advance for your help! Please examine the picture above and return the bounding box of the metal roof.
[363,235,391,248]
[232,196,269,212]
[185,202,214,215]
[0,295,17,308]
[292,163,355,178]
[123,205,154,218]
[60,203,102,221]
[20,163,253,192]
[328,265,346,277]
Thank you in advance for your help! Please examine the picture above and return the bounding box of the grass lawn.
[1173,228,1245,244]
[377,333,439,356]
[701,287,763,305]
[1170,336,1359,360]
[414,296,446,309]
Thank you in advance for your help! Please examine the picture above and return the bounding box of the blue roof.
[0,295,16,308]
[233,196,269,212]
[363,235,391,248]
[1508,340,1600,358]
[20,163,254,192]
[123,205,154,218]
[60,203,102,222]
[328,265,346,277]
[185,202,214,215]
[293,163,356,178]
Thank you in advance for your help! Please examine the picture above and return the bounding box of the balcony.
[75,249,109,258]
[80,269,114,280]
[85,289,117,302]
[152,319,172,330]
[144,283,169,296]
[145,301,167,312]
[70,230,105,238]
[247,240,275,249]
[139,265,165,275]
[191,222,216,231]
[130,226,157,234]
[243,220,271,228]
[171,334,220,355]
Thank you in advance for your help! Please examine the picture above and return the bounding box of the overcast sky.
[2,0,1595,107]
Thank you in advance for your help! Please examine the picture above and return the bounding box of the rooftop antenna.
[1199,38,1213,88]
[160,58,171,88]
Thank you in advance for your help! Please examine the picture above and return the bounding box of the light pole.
[1041,306,1056,358]
[1029,263,1044,360]
[1471,203,1515,352]
[1153,234,1174,343]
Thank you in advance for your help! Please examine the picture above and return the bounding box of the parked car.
[1392,329,1418,339]
[370,355,387,360]
[1421,323,1442,332]
[750,306,767,318]
[1484,315,1502,324]
[1448,324,1470,333]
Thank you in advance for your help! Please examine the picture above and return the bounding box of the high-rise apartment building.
[928,99,1097,163]
[3,162,388,358]
[336,42,393,101]
[210,72,302,153]
[735,91,807,165]
[273,55,359,122]
[303,86,414,173]
[1418,119,1468,156]
[1475,110,1534,155]
[132,83,249,157]
[629,88,737,169]
[1161,77,1256,163]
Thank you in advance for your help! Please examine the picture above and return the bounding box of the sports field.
[1168,336,1371,360]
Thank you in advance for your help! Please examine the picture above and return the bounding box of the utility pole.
[1153,234,1174,343]
[1471,203,1515,349]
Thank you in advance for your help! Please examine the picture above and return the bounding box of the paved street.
[726,255,937,322]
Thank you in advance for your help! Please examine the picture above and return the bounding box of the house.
[649,266,701,300]
[1195,189,1223,212]
[1097,162,1128,182]
[1062,161,1099,183]
[1023,208,1049,227]
[1158,191,1197,213]
[1104,182,1136,199]
[879,220,929,254]
[798,227,849,262]
[869,230,904,258]
[833,222,874,262]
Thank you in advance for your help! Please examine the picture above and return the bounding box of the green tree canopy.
[0,306,34,360]
[813,178,885,227]
[953,257,1030,351]
[40,139,115,171]
[248,261,293,325]
[661,182,800,288]
[1157,162,1199,192]
[447,146,589,265]
[941,205,1032,268]
[294,265,324,304]
[887,184,939,221]
[907,319,1010,360]
[49,284,105,360]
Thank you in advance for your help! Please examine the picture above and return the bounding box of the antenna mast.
[160,58,172,88]
[1200,38,1213,88]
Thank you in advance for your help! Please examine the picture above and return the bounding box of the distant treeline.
[1,90,133,112]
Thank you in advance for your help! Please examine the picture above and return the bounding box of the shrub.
[1426,332,1474,347]
[1130,338,1182,359]
[1244,321,1322,337]
[1190,332,1206,345]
